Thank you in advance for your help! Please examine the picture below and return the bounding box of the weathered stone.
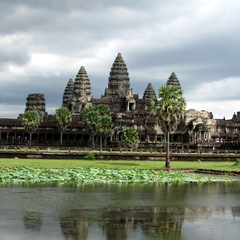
[143,83,156,102]
[143,83,156,110]
[62,78,74,109]
[25,93,47,119]
[166,72,181,89]
[103,53,130,99]
[65,66,93,115]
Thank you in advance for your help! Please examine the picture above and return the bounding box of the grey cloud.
[0,42,31,68]
[0,0,158,12]
[125,32,240,97]
[1,0,240,119]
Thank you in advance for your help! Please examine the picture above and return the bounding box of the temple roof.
[25,93,47,119]
[109,53,129,81]
[103,53,130,98]
[62,78,74,107]
[143,83,156,102]
[73,66,91,99]
[166,72,181,89]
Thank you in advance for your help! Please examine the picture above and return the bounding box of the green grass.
[0,158,239,171]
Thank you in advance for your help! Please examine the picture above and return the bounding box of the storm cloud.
[0,0,240,119]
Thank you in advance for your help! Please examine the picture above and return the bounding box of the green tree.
[22,110,40,146]
[83,106,99,148]
[53,107,72,145]
[83,104,114,150]
[96,105,114,151]
[151,85,186,168]
[120,127,139,149]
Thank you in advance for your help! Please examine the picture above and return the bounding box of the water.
[0,182,239,240]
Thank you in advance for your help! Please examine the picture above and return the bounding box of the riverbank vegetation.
[0,158,239,184]
[0,167,236,184]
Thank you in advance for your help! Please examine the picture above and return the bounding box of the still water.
[0,182,239,240]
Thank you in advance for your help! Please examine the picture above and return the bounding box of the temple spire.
[73,66,91,98]
[143,83,156,102]
[166,72,181,90]
[70,66,92,114]
[103,53,130,99]
[62,78,74,108]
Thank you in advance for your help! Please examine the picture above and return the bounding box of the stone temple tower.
[24,93,47,119]
[166,72,182,90]
[62,66,92,115]
[62,78,74,109]
[143,83,156,102]
[143,83,156,110]
[103,53,131,99]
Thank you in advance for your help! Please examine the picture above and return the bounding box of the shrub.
[120,127,139,148]
[83,153,96,160]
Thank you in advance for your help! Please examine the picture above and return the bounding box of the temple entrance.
[129,103,134,111]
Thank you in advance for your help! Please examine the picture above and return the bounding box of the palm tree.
[151,85,186,168]
[83,106,99,148]
[53,107,72,146]
[96,105,114,151]
[83,105,114,150]
[22,110,40,146]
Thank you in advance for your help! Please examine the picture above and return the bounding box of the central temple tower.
[102,53,131,99]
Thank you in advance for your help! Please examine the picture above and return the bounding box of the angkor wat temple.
[0,53,240,147]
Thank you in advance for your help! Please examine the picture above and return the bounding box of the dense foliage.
[83,105,114,149]
[53,107,72,145]
[22,110,40,146]
[121,127,139,148]
[152,85,186,168]
[0,167,233,184]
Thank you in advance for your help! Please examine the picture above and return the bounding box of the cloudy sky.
[1,0,240,119]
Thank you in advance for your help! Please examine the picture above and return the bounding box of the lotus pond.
[1,167,240,239]
[0,167,238,184]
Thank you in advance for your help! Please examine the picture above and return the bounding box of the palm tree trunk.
[104,136,107,147]
[100,135,103,151]
[91,134,95,148]
[166,130,171,168]
[60,132,63,146]
[29,133,32,146]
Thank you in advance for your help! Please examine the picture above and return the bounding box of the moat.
[0,182,239,240]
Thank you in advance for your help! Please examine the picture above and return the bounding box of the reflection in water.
[59,207,186,240]
[58,206,240,240]
[23,211,42,231]
[60,215,89,240]
[232,207,240,218]
[101,207,185,240]
[0,182,239,240]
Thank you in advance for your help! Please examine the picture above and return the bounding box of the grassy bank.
[0,158,239,171]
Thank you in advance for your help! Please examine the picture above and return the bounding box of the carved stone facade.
[143,83,157,110]
[184,109,214,142]
[103,53,131,99]
[166,72,181,89]
[62,66,92,115]
[62,78,74,109]
[24,93,47,119]
[0,53,240,147]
